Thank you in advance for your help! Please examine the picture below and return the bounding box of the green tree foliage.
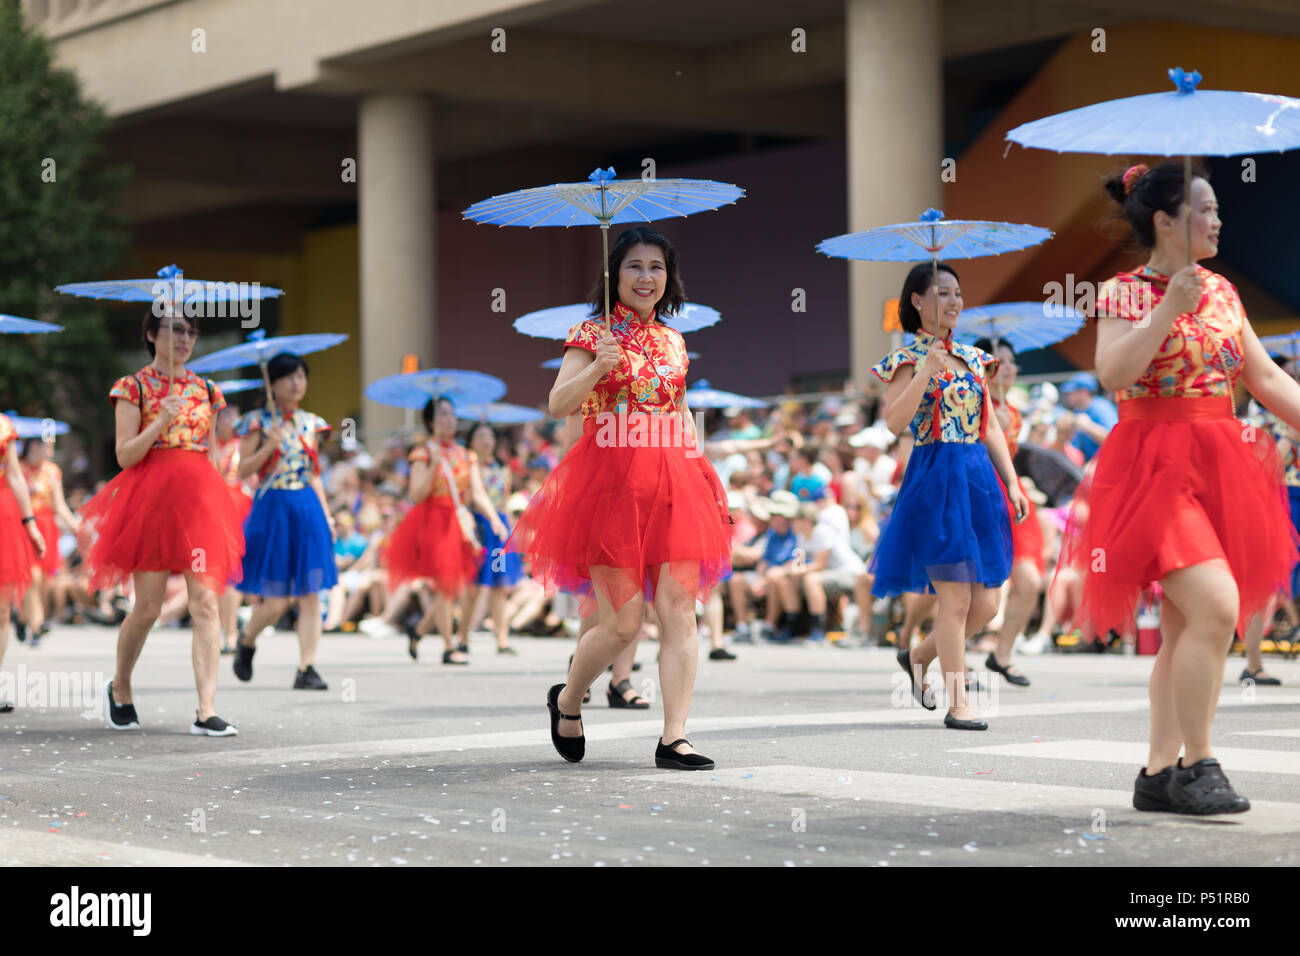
[0,1,129,463]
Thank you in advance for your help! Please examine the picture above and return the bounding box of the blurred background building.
[21,0,1300,436]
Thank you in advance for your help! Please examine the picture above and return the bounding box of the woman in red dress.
[388,396,506,665]
[0,414,48,712]
[18,436,79,645]
[1067,162,1300,813]
[79,311,244,736]
[973,337,1042,687]
[213,405,253,654]
[508,226,732,769]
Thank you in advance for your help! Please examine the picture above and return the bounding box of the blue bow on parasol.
[458,402,545,425]
[365,369,507,411]
[55,264,284,390]
[951,301,1086,352]
[0,314,63,334]
[817,208,1053,332]
[684,379,769,410]
[464,167,744,330]
[1006,67,1300,262]
[515,302,722,339]
[4,413,70,439]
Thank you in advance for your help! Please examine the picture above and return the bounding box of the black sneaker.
[104,680,139,730]
[1132,764,1176,812]
[190,714,238,737]
[13,612,26,643]
[232,642,255,682]
[709,647,737,660]
[0,700,13,714]
[293,665,328,690]
[1166,758,1250,815]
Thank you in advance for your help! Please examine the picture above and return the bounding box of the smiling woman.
[75,307,245,737]
[506,225,732,772]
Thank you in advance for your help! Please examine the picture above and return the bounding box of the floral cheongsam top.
[0,414,15,477]
[22,460,62,511]
[1255,407,1300,488]
[479,458,509,513]
[563,301,689,423]
[235,406,331,491]
[110,365,226,452]
[409,438,476,500]
[871,329,999,445]
[1095,265,1244,399]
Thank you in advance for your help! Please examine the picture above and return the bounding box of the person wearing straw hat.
[1066,161,1300,814]
[229,352,336,691]
[870,263,1027,731]
[80,309,244,736]
[0,413,47,712]
[509,226,732,770]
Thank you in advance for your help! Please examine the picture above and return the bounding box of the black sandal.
[655,737,714,770]
[546,683,585,763]
[607,678,650,709]
[985,652,1031,687]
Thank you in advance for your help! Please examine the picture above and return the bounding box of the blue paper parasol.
[515,302,722,339]
[0,314,62,334]
[1005,68,1300,157]
[952,302,1086,352]
[685,379,769,410]
[55,264,285,390]
[209,378,269,395]
[817,208,1052,334]
[365,369,507,411]
[1260,332,1300,362]
[187,331,348,374]
[4,413,70,439]
[817,208,1051,263]
[458,402,545,425]
[465,168,744,330]
[1006,68,1300,263]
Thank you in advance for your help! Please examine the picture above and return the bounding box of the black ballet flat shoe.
[1239,667,1281,686]
[405,623,421,661]
[442,649,469,666]
[607,678,650,709]
[897,648,936,710]
[943,713,988,731]
[546,683,585,763]
[985,653,1031,687]
[655,738,714,771]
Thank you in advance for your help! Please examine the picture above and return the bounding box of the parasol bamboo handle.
[1184,154,1193,268]
[259,356,276,428]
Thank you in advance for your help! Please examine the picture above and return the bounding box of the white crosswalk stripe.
[952,740,1300,776]
[627,765,1300,833]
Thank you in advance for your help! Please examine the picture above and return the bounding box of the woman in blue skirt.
[231,352,337,690]
[870,262,1027,729]
[457,421,522,655]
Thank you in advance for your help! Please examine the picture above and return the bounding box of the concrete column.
[844,0,942,388]
[359,92,435,443]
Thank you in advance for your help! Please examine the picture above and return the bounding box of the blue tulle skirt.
[239,487,338,597]
[474,510,523,587]
[869,441,1012,596]
[1289,486,1300,596]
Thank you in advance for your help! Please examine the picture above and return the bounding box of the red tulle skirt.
[1059,397,1299,637]
[505,415,733,614]
[31,506,62,575]
[79,449,245,595]
[228,484,254,523]
[999,476,1044,573]
[387,496,480,596]
[0,485,35,602]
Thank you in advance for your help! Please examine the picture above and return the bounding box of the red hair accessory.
[1122,164,1149,195]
